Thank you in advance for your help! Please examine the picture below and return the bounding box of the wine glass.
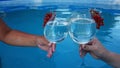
[69,12,96,67]
[44,12,69,44]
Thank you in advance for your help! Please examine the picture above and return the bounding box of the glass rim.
[71,18,95,23]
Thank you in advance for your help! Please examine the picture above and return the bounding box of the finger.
[37,44,49,51]
[79,45,87,57]
[86,39,94,45]
[48,42,52,46]
[80,50,87,57]
[51,43,56,52]
[47,43,56,58]
[86,41,92,45]
[47,48,52,58]
[83,45,93,51]
[82,51,87,57]
[79,45,82,56]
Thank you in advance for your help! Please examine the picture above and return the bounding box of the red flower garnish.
[43,12,55,27]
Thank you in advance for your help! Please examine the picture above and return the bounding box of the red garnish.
[43,12,55,27]
[90,10,104,29]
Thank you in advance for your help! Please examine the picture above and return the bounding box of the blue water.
[0,8,120,68]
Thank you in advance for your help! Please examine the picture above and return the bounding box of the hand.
[80,38,108,59]
[36,36,56,58]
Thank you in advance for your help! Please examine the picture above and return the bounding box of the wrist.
[35,36,43,46]
[100,49,112,62]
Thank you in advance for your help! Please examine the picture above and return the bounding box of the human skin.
[0,18,55,57]
[80,38,120,68]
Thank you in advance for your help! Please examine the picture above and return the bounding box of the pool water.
[0,8,120,68]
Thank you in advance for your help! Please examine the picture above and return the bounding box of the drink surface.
[44,20,69,43]
[69,18,96,44]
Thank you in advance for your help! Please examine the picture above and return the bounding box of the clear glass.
[69,12,96,67]
[69,18,96,44]
[44,16,69,43]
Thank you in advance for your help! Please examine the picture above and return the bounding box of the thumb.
[83,45,93,51]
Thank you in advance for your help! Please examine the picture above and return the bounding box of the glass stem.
[81,57,85,68]
[81,57,85,66]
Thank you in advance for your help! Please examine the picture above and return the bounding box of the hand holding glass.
[69,14,96,67]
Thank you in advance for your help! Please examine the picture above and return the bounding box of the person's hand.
[80,38,109,59]
[36,36,56,58]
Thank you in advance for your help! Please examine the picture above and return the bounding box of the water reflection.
[0,58,1,68]
[1,8,120,68]
[99,64,112,68]
[0,9,56,68]
[96,9,120,53]
[96,11,117,43]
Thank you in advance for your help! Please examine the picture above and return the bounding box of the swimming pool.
[0,4,120,68]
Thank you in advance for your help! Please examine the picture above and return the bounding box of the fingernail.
[47,51,52,58]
